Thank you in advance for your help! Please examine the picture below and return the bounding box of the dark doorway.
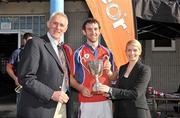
[0,33,18,98]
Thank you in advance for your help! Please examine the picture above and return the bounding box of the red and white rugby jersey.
[72,43,116,102]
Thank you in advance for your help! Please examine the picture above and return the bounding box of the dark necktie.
[57,45,69,92]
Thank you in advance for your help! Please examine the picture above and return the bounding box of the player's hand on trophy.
[51,91,69,103]
[103,59,113,77]
[103,59,111,71]
[102,92,110,97]
[80,85,92,97]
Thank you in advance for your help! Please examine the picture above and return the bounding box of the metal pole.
[50,0,64,42]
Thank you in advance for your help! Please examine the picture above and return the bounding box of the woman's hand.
[98,84,110,93]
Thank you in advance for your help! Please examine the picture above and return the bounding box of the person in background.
[6,32,32,112]
[98,39,152,118]
[70,18,117,118]
[6,32,32,88]
[17,12,72,118]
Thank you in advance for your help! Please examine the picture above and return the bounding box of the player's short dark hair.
[82,18,101,30]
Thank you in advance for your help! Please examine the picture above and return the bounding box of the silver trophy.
[87,60,103,94]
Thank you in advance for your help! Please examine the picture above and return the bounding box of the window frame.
[152,39,175,51]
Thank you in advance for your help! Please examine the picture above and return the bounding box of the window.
[152,39,175,51]
[0,15,46,36]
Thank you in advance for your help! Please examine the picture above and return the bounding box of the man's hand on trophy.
[103,59,113,77]
[80,85,93,97]
[102,92,110,98]
[103,59,111,71]
[51,91,69,103]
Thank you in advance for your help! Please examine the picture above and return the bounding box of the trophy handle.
[80,57,90,73]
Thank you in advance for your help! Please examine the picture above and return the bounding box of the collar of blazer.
[42,34,64,73]
[120,60,142,79]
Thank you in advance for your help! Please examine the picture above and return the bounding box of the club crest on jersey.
[84,54,90,60]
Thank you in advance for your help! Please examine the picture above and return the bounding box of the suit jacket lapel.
[42,35,64,73]
[119,64,127,79]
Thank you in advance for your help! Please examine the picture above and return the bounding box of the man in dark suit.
[17,12,72,118]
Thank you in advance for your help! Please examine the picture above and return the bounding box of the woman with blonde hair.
[99,39,151,118]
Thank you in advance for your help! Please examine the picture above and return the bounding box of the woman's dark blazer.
[17,35,70,118]
[111,60,151,118]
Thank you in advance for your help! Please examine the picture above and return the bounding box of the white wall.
[144,39,180,93]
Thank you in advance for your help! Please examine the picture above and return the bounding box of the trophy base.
[91,91,104,95]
